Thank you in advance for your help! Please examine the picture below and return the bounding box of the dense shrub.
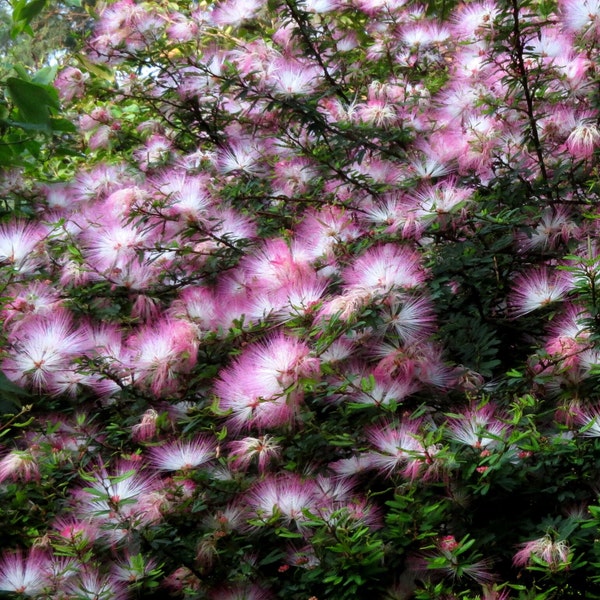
[4,0,600,598]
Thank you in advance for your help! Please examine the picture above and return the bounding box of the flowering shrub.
[5,0,600,598]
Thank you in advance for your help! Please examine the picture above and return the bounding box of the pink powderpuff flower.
[125,318,198,396]
[565,119,600,159]
[76,461,159,526]
[378,293,437,343]
[132,408,159,442]
[451,0,499,41]
[52,517,98,550]
[509,268,573,317]
[166,14,199,42]
[343,244,426,295]
[3,310,90,392]
[373,341,454,389]
[0,548,51,596]
[228,435,281,472]
[516,206,579,254]
[446,403,509,449]
[240,238,317,294]
[366,419,443,480]
[0,449,39,484]
[267,58,321,96]
[54,66,88,103]
[560,0,600,38]
[0,220,48,274]
[214,334,319,431]
[346,371,417,407]
[248,473,319,528]
[211,0,263,26]
[2,281,63,329]
[65,569,128,600]
[150,170,212,219]
[293,205,363,266]
[513,535,571,570]
[271,157,319,198]
[134,134,174,171]
[216,138,265,175]
[111,552,158,584]
[571,402,600,436]
[148,436,216,471]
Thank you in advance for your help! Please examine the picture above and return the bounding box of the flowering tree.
[4,0,600,598]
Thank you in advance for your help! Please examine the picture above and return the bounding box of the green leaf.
[0,371,30,396]
[6,78,59,127]
[13,0,48,25]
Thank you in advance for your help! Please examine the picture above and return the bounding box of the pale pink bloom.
[373,341,453,389]
[565,120,600,159]
[72,163,131,202]
[367,419,443,480]
[148,436,216,471]
[509,268,573,316]
[240,238,314,293]
[329,454,377,477]
[54,66,88,102]
[560,0,600,37]
[43,556,80,591]
[267,59,321,96]
[410,179,473,227]
[0,449,39,483]
[88,125,113,150]
[151,171,212,219]
[271,157,319,198]
[343,244,426,295]
[513,535,571,570]
[217,140,264,175]
[446,403,509,449]
[207,207,257,243]
[52,517,98,549]
[0,549,50,596]
[351,155,406,185]
[347,371,416,407]
[378,293,437,342]
[2,281,63,328]
[318,495,383,530]
[76,461,159,526]
[286,544,320,568]
[294,206,363,264]
[112,553,158,584]
[248,474,319,527]
[516,206,578,253]
[228,435,282,472]
[571,403,600,436]
[65,569,128,600]
[169,286,220,330]
[134,134,174,171]
[166,14,199,42]
[211,0,262,26]
[354,0,408,17]
[0,220,48,274]
[132,409,159,442]
[80,217,147,274]
[362,193,417,236]
[259,275,327,323]
[214,334,318,431]
[126,318,198,396]
[451,1,499,41]
[3,311,90,392]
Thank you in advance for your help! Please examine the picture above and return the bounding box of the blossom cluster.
[3,0,600,597]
